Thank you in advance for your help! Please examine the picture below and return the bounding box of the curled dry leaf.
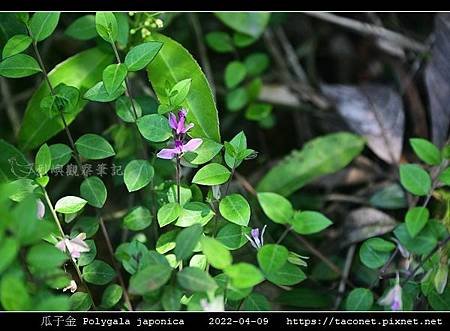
[322,84,404,164]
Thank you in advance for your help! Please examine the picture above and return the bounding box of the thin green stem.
[176,156,181,204]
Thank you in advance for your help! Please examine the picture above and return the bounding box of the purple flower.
[378,273,403,311]
[157,138,203,160]
[244,225,267,250]
[55,233,90,261]
[169,109,194,135]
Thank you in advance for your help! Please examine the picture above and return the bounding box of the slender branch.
[176,156,181,204]
[304,12,427,52]
[334,244,356,309]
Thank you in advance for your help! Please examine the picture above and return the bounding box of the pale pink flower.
[63,280,77,293]
[55,233,90,261]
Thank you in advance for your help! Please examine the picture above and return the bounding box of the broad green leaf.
[78,240,96,267]
[55,196,87,214]
[345,288,374,311]
[177,267,218,292]
[399,164,431,196]
[0,275,31,310]
[35,143,51,176]
[410,138,442,166]
[215,13,270,38]
[427,287,450,310]
[233,32,258,48]
[157,202,182,227]
[292,211,333,234]
[29,12,60,42]
[257,132,365,196]
[137,114,172,142]
[174,224,203,260]
[123,159,154,192]
[18,47,113,151]
[75,134,115,160]
[224,61,246,89]
[41,83,80,117]
[70,292,92,311]
[103,63,127,95]
[123,206,152,231]
[214,274,252,301]
[129,263,172,295]
[369,184,407,209]
[26,243,68,270]
[439,167,450,185]
[115,96,142,123]
[224,131,248,168]
[226,87,248,112]
[124,41,162,71]
[65,15,97,40]
[201,236,232,270]
[205,31,234,53]
[161,286,183,311]
[189,254,207,270]
[2,34,32,59]
[245,103,272,121]
[169,78,192,106]
[224,263,264,288]
[244,53,270,76]
[83,81,125,102]
[0,238,19,273]
[359,238,394,269]
[192,163,231,186]
[257,244,289,274]
[146,33,220,141]
[156,230,178,254]
[405,206,429,238]
[257,192,294,224]
[219,194,250,226]
[95,12,118,42]
[394,223,437,255]
[0,54,41,78]
[83,260,116,285]
[216,224,249,250]
[115,13,129,48]
[71,217,99,239]
[100,284,123,309]
[265,262,306,286]
[80,176,107,208]
[184,138,223,165]
[242,293,271,311]
[0,139,32,182]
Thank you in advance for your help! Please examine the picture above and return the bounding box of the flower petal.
[182,138,203,153]
[157,148,178,160]
[55,240,66,252]
[169,113,178,130]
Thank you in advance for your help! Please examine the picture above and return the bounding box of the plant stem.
[42,189,97,309]
[176,156,181,204]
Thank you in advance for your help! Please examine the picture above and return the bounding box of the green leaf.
[123,206,152,231]
[146,33,220,141]
[0,238,19,273]
[410,138,442,166]
[0,139,31,183]
[161,286,183,311]
[242,293,271,311]
[257,244,289,274]
[65,15,97,40]
[169,78,192,106]
[78,240,96,267]
[205,31,234,53]
[29,12,60,42]
[215,13,270,38]
[80,176,107,208]
[192,163,231,186]
[26,243,68,270]
[124,41,162,71]
[71,217,99,238]
[233,32,257,47]
[115,96,142,123]
[175,202,215,227]
[2,34,32,59]
[174,224,203,260]
[219,194,250,226]
[0,275,31,310]
[18,47,113,151]
[201,236,232,270]
[394,223,437,255]
[369,184,407,209]
[55,196,87,214]
[100,284,123,309]
[359,238,395,269]
[257,132,365,196]
[83,81,125,102]
[157,202,182,227]
[124,159,154,192]
[35,143,51,176]
[115,13,129,48]
[225,263,264,289]
[439,167,450,185]
[345,288,374,311]
[183,138,223,165]
[245,103,272,121]
[405,206,429,238]
[216,224,249,250]
[292,211,333,234]
[103,63,127,95]
[129,263,172,294]
[137,114,172,142]
[226,87,248,111]
[244,53,269,76]
[70,292,92,311]
[399,164,431,196]
[265,262,306,286]
[95,12,118,43]
[225,61,247,89]
[75,134,115,160]
[177,267,218,292]
[0,54,41,78]
[83,260,116,285]
[257,192,294,224]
